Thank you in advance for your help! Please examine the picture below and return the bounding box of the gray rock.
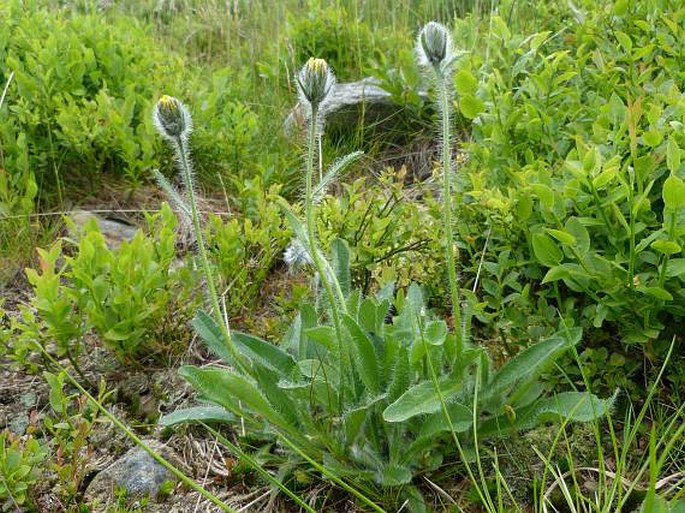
[85,439,179,509]
[285,77,427,136]
[69,211,138,249]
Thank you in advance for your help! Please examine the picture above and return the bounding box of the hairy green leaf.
[377,464,412,486]
[304,326,335,350]
[159,406,236,426]
[483,328,581,402]
[534,391,614,423]
[418,402,472,438]
[192,310,233,364]
[233,332,297,377]
[331,238,351,298]
[424,320,447,346]
[179,366,293,433]
[342,314,380,394]
[383,377,463,423]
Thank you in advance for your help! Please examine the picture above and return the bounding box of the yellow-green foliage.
[205,180,292,316]
[0,1,184,187]
[12,206,194,364]
[0,431,47,511]
[317,169,443,295]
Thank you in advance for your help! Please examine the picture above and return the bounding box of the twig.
[0,71,14,109]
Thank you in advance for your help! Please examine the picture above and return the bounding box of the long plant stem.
[437,70,463,359]
[304,107,348,409]
[420,311,494,510]
[0,71,14,109]
[174,137,246,373]
[65,344,94,392]
[304,114,346,310]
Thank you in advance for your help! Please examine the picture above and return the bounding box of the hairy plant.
[416,20,464,353]
[150,95,250,370]
[160,48,612,511]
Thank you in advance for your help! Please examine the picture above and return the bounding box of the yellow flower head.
[296,57,336,109]
[152,94,192,141]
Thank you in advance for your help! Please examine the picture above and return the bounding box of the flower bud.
[416,21,452,68]
[296,58,335,110]
[152,95,192,141]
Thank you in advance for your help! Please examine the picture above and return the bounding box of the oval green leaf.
[545,228,576,246]
[459,94,485,119]
[532,232,563,267]
[454,69,478,96]
[565,217,590,256]
[663,174,685,209]
[383,378,462,423]
[651,240,681,256]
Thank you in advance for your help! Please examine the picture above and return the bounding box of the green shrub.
[65,211,184,361]
[0,1,185,190]
[457,4,685,387]
[189,69,268,185]
[286,3,374,79]
[0,129,41,282]
[42,370,108,506]
[317,168,443,295]
[11,205,195,366]
[206,178,292,317]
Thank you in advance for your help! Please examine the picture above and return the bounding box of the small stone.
[69,211,138,249]
[84,439,180,510]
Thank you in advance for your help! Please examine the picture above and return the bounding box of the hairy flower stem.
[305,116,346,310]
[174,138,247,373]
[305,106,348,409]
[436,69,463,360]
